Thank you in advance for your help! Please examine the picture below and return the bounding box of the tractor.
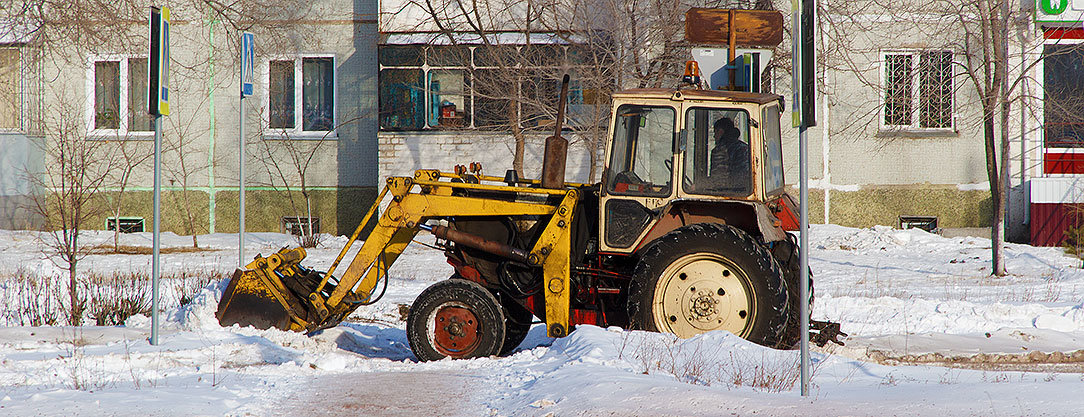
[216,74,839,361]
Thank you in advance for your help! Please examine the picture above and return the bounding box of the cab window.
[762,104,785,194]
[683,107,752,197]
[606,104,675,197]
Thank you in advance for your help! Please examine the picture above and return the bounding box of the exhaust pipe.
[541,74,571,189]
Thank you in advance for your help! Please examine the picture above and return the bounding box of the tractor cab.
[600,88,789,253]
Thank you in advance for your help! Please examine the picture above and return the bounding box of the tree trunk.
[992,0,1009,277]
[510,103,526,177]
[68,230,82,326]
[113,209,120,253]
[983,102,1003,277]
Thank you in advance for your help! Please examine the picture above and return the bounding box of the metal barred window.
[919,51,953,129]
[883,50,954,131]
[884,54,912,126]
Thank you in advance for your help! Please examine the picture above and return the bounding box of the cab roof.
[612,88,783,105]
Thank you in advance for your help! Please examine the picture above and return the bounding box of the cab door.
[599,103,678,252]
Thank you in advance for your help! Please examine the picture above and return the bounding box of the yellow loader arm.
[216,169,582,337]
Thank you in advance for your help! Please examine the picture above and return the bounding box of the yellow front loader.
[217,169,586,356]
[218,74,845,361]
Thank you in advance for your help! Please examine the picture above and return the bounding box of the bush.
[86,272,151,326]
[1064,204,1084,267]
[172,270,228,306]
[1,269,63,326]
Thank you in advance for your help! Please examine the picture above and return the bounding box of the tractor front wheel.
[628,223,793,348]
[407,279,506,362]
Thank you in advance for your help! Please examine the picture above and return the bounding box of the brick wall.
[378,131,603,184]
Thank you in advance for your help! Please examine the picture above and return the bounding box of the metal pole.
[799,123,810,396]
[239,95,245,267]
[152,114,161,346]
[792,0,811,396]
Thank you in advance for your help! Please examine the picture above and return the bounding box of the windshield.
[606,104,675,197]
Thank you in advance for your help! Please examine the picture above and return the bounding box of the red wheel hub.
[432,305,480,357]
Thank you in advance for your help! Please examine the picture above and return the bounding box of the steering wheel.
[663,159,693,190]
[613,170,645,185]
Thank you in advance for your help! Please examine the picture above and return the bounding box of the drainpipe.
[206,15,218,233]
[822,94,830,225]
[1020,19,1030,227]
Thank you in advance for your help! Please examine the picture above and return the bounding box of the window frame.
[879,49,956,133]
[84,55,155,139]
[0,47,21,133]
[680,106,754,198]
[605,103,677,198]
[378,43,603,132]
[261,54,338,139]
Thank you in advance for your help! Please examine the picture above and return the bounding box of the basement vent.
[106,217,145,233]
[898,215,938,234]
[281,216,320,236]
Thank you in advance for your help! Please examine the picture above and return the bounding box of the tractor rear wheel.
[407,279,506,362]
[627,223,793,348]
[770,235,813,349]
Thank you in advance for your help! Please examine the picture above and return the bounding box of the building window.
[883,50,953,130]
[88,57,153,136]
[1043,44,1084,148]
[265,56,336,135]
[0,48,18,130]
[378,43,601,131]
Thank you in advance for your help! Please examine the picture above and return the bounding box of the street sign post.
[239,32,254,268]
[791,0,815,397]
[148,5,170,346]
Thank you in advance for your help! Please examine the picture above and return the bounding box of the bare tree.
[103,136,153,252]
[818,0,1076,276]
[26,98,116,325]
[252,107,370,247]
[162,101,215,248]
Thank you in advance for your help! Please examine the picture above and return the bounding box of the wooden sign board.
[685,8,784,47]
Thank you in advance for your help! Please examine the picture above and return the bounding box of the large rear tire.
[627,223,794,348]
[770,235,813,349]
[407,279,506,362]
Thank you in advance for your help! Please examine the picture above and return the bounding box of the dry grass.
[87,245,221,255]
[616,331,811,392]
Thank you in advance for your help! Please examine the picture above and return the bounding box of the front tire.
[627,223,794,348]
[407,279,506,362]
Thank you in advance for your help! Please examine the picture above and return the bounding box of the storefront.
[1032,1,1084,246]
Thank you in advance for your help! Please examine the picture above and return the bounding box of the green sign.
[1036,0,1083,24]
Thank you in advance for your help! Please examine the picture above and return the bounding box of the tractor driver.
[708,117,751,193]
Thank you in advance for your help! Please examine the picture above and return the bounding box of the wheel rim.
[652,253,756,338]
[429,302,481,357]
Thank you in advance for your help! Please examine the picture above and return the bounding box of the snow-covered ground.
[1,225,1083,416]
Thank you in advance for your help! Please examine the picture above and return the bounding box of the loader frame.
[245,169,586,338]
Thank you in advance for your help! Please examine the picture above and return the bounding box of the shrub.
[86,272,151,326]
[1064,203,1084,267]
[1,269,63,326]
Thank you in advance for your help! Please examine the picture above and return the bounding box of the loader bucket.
[216,268,296,330]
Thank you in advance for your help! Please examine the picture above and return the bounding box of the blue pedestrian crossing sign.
[241,32,255,97]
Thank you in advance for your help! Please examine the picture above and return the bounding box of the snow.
[1,224,1084,416]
